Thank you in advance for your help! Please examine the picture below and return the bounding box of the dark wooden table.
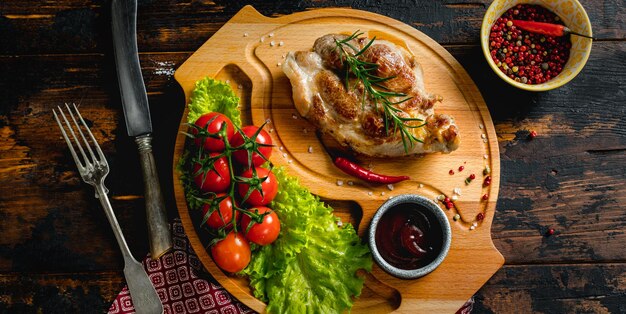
[1,1,624,313]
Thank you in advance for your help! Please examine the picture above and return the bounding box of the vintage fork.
[53,103,163,314]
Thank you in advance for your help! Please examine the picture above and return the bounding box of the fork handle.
[95,183,136,261]
[136,134,173,259]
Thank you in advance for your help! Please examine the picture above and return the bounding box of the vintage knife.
[111,0,172,259]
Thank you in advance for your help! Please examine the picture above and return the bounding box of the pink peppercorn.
[488,4,570,85]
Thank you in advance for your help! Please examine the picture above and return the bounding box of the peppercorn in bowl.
[481,0,592,91]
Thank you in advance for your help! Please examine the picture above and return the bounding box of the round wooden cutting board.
[173,5,504,313]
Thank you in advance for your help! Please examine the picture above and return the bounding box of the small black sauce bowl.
[368,194,452,279]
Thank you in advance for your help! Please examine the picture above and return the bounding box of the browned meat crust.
[282,33,460,157]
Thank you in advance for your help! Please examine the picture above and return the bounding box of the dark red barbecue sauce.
[375,204,444,270]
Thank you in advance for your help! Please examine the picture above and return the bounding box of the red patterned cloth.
[108,219,253,314]
[108,219,474,314]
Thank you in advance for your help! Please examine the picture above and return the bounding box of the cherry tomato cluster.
[187,112,280,273]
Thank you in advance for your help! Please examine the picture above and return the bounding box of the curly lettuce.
[183,77,372,314]
[243,168,372,313]
[188,77,241,126]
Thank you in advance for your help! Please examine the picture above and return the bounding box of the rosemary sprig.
[334,30,425,152]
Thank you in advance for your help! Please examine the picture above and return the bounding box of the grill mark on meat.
[442,125,459,143]
[310,94,327,124]
[361,44,416,93]
[316,70,359,121]
[314,34,349,70]
[427,114,449,128]
[361,111,386,139]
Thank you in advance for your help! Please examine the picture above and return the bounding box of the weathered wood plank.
[475,264,626,313]
[0,272,124,313]
[0,264,624,313]
[449,41,626,264]
[0,0,623,55]
[0,53,190,272]
[0,43,624,270]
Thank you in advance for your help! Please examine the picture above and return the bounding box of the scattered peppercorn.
[489,4,570,85]
[465,173,477,185]
[529,130,538,139]
[482,193,489,200]
[441,196,454,209]
[449,169,455,175]
[483,166,491,175]
[483,176,492,187]
[458,165,465,172]
[546,228,555,236]
[476,213,485,221]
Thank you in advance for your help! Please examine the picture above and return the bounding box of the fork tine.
[57,105,91,168]
[72,103,107,163]
[53,108,85,171]
[65,103,98,165]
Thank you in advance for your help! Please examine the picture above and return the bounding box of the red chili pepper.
[512,20,593,39]
[333,157,410,184]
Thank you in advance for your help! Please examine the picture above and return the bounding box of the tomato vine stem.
[184,121,273,246]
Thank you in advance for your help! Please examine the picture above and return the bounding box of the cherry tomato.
[230,126,273,167]
[240,206,280,245]
[211,231,251,273]
[193,112,235,152]
[201,194,239,229]
[193,153,231,193]
[237,167,278,206]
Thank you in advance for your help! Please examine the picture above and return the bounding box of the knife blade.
[111,0,172,260]
[112,0,151,136]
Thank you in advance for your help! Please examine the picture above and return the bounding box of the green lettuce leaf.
[182,77,372,314]
[188,77,242,126]
[242,168,372,314]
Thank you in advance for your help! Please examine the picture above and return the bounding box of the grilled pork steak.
[282,33,460,157]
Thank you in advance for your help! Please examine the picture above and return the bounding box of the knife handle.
[136,134,172,259]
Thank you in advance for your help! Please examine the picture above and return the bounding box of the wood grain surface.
[0,1,624,313]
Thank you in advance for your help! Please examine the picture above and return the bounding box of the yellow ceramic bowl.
[481,0,593,91]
